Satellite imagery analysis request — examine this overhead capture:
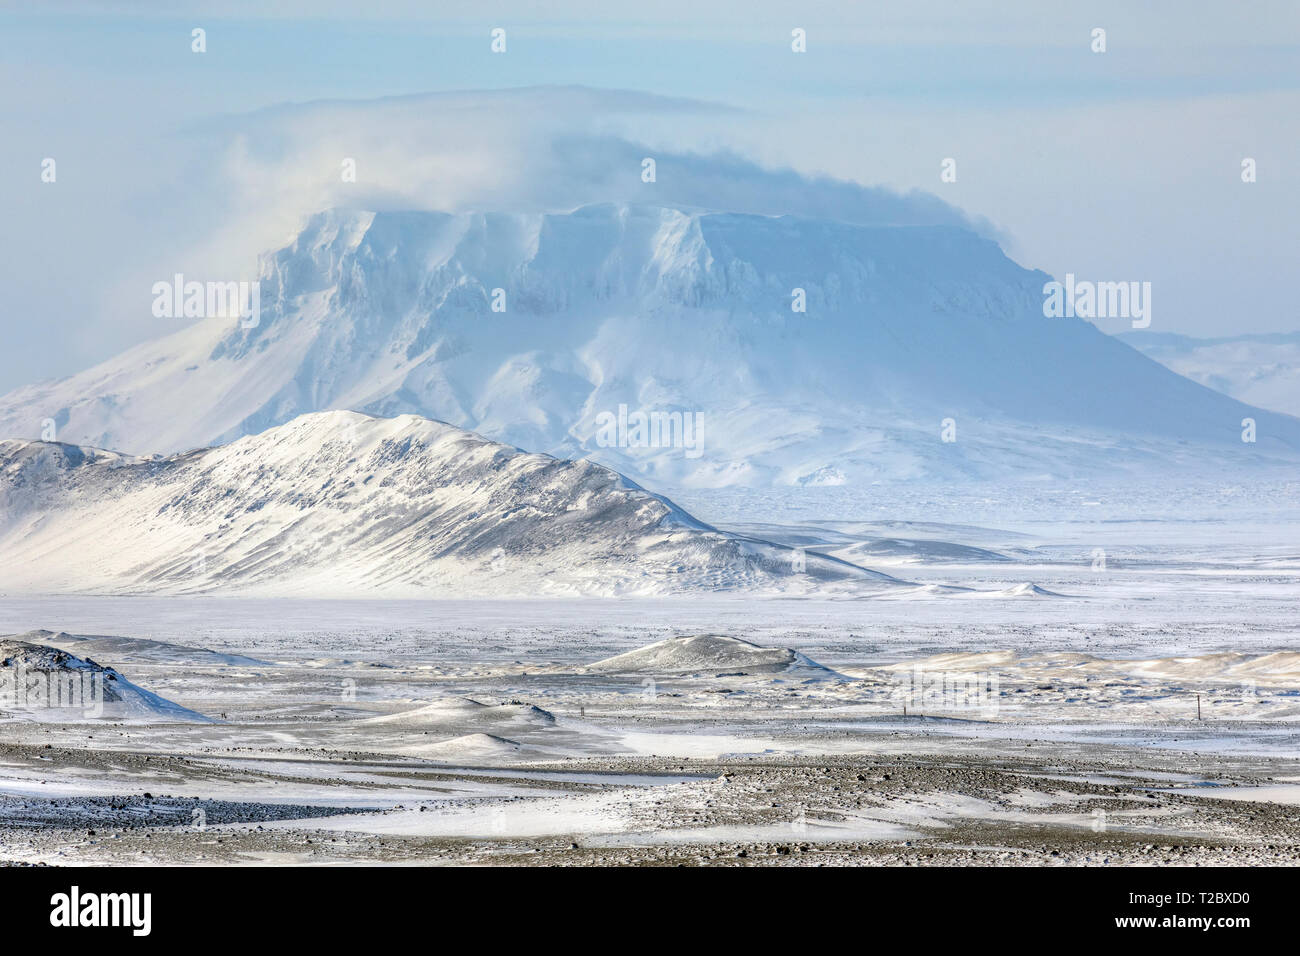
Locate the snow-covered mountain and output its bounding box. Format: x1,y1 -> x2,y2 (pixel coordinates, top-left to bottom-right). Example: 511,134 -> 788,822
0,410 -> 897,597
1121,331 -> 1300,419
3,203 -> 1297,486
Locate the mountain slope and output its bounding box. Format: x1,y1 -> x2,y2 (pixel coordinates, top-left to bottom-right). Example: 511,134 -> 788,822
3,204 -> 1297,485
0,411 -> 898,597
1121,330 -> 1300,418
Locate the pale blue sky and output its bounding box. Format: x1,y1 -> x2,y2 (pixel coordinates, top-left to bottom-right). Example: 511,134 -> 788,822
2,1 -> 1298,391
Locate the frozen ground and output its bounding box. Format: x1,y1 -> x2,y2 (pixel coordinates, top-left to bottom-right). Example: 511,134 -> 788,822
1,491 -> 1298,866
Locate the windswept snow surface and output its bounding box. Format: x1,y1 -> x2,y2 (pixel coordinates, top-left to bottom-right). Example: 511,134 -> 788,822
3,205 -> 1297,486
0,410 -> 899,597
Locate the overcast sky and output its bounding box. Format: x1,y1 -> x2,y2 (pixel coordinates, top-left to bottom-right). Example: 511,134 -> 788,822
2,1 -> 1297,393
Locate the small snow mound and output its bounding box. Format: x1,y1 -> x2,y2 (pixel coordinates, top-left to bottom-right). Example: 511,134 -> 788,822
982,582 -> 1063,599
1119,652 -> 1300,685
364,697 -> 487,724
9,629 -> 73,645
585,634 -> 836,677
499,700 -> 558,723
364,697 -> 556,728
1232,651 -> 1300,683
877,583 -> 971,599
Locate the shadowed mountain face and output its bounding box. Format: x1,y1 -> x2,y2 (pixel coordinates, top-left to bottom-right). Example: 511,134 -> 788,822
2,203 -> 1297,487
0,411 -> 898,597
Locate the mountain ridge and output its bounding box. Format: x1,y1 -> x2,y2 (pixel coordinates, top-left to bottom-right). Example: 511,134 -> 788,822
0,410 -> 899,597
3,202 -> 1297,486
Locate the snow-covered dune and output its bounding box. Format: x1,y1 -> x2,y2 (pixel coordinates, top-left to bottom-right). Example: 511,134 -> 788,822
363,698 -> 556,730
3,204 -> 1296,486
0,411 -> 900,597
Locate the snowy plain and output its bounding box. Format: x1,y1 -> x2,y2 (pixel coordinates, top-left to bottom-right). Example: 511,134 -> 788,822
2,474 -> 1298,865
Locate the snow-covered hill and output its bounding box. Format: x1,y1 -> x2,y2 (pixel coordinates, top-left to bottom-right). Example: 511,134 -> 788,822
3,204 -> 1297,485
0,411 -> 898,597
1121,331 -> 1300,419
0,633 -> 208,722
585,634 -> 844,679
